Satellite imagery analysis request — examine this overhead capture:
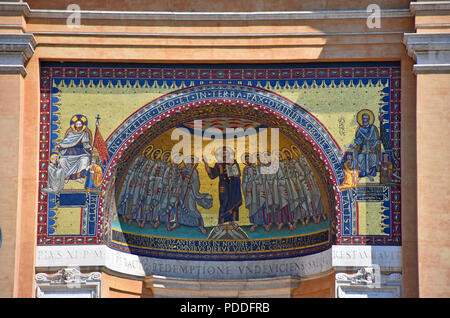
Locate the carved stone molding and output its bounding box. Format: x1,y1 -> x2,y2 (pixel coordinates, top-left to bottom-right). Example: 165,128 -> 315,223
336,267 -> 377,286
35,267 -> 101,298
26,8 -> 412,21
0,33 -> 37,76
410,1 -> 450,15
36,245 -> 333,281
0,2 -> 30,17
403,33 -> 450,73
405,2 -> 450,74
335,267 -> 402,298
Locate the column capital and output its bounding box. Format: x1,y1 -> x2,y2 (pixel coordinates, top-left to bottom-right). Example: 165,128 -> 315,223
0,33 -> 37,77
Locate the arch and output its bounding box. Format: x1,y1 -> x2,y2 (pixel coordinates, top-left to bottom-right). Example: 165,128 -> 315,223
98,84 -> 353,258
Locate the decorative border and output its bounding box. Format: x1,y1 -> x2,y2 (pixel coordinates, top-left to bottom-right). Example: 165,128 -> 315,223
37,62 -> 401,252
109,228 -> 330,261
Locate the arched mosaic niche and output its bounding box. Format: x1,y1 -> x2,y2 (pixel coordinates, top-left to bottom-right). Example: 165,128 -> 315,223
100,84 -> 345,260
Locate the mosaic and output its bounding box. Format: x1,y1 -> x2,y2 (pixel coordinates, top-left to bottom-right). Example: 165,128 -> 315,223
37,62 -> 401,260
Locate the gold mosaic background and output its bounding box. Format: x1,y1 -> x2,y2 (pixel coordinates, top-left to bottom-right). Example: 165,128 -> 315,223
51,79 -> 388,235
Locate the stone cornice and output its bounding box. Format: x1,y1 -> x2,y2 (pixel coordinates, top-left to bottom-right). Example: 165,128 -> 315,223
410,1 -> 450,14
0,33 -> 37,76
35,245 -> 333,281
404,33 -> 450,56
403,33 -> 450,73
0,2 -> 30,16
32,30 -> 406,39
25,9 -> 412,21
0,1 -> 413,21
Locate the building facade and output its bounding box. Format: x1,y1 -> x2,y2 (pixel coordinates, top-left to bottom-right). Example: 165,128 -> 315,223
0,0 -> 449,298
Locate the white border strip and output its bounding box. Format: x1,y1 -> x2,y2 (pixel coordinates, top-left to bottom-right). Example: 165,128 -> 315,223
332,245 -> 402,271
35,245 -> 333,280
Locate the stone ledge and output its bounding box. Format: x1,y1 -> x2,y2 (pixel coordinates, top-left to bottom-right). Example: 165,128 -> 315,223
413,63 -> 450,74
0,33 -> 37,76
404,33 -> 450,51
403,32 -> 450,72
411,1 -> 450,14
0,2 -> 30,16
25,9 -> 412,21
35,245 -> 333,281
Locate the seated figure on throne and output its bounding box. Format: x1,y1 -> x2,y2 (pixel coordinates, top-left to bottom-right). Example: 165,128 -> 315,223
55,114 -> 92,183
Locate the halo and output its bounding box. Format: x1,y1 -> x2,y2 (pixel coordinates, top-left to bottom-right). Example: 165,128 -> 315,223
49,153 -> 60,162
280,147 -> 292,160
70,114 -> 88,133
70,114 -> 88,125
357,109 -> 375,126
290,144 -> 302,155
151,148 -> 162,160
142,144 -> 154,158
161,150 -> 172,162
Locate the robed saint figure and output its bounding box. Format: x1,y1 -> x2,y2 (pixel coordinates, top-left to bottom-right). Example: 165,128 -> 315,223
353,109 -> 381,181
203,147 -> 242,231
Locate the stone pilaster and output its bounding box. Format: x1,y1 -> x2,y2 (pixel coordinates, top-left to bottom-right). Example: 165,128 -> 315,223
0,1 -> 36,76
0,1 -> 37,297
402,1 -> 450,298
